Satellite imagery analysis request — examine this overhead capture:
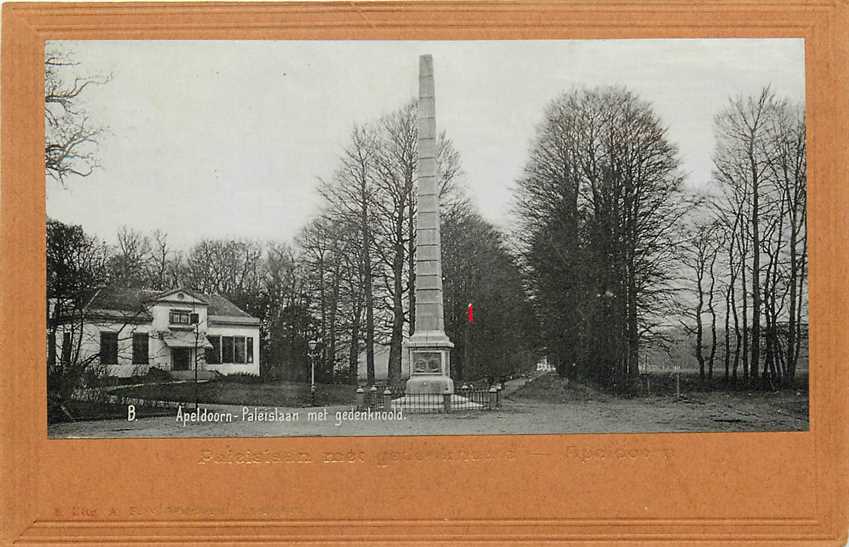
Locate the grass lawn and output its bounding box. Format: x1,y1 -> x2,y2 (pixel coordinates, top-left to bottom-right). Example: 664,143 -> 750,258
634,369 -> 808,396
511,371 -> 809,428
515,369 -> 808,400
49,399 -> 173,424
111,378 -> 356,408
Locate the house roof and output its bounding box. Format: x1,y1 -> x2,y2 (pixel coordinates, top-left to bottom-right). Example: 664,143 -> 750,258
83,286 -> 257,322
203,293 -> 254,319
86,287 -> 159,315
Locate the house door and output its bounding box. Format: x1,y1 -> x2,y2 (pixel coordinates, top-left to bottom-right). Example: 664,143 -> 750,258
172,348 -> 191,371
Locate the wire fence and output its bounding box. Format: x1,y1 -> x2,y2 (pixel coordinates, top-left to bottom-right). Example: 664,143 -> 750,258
355,383 -> 502,413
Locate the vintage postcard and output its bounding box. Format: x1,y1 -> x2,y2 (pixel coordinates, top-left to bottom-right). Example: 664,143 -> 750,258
44,39 -> 809,438
2,2 -> 847,545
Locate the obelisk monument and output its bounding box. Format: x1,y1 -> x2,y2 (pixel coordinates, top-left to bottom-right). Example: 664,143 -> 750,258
406,54 -> 455,395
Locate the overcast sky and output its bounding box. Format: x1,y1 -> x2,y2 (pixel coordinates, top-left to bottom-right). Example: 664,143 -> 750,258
46,39 -> 805,250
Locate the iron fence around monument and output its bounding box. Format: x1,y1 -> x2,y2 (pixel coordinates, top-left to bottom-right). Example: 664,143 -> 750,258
356,383 -> 501,413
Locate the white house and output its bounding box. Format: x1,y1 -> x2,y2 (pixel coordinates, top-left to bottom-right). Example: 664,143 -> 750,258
52,287 -> 260,379
535,356 -> 555,373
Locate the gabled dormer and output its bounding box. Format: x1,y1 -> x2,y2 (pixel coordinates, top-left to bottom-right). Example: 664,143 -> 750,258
147,288 -> 209,332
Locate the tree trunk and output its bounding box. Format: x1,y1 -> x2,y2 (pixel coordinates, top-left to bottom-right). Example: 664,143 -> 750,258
348,301 -> 362,385
707,248 -> 719,380
786,208 -> 799,384
387,230 -> 405,385
407,201 -> 416,336
328,262 -> 341,382
749,150 -> 761,385
696,265 -> 705,381
318,256 -> 326,379
363,234 -> 375,386
793,234 -> 807,379
723,281 -> 732,382
740,241 -> 750,382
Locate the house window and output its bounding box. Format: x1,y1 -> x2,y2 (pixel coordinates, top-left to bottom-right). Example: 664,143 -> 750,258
132,333 -> 149,364
206,336 -> 221,364
234,337 -> 246,363
100,332 -> 118,365
61,332 -> 72,365
169,310 -> 193,325
222,336 -> 234,363
208,335 -> 254,364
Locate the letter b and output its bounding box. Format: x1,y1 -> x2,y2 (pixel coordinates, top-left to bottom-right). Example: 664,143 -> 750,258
127,405 -> 136,422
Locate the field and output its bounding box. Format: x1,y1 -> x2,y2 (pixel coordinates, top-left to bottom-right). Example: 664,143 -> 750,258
48,372 -> 808,437
109,377 -> 356,409
509,372 -> 808,433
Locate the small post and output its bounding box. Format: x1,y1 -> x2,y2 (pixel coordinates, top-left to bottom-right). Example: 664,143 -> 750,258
308,339 -> 319,407
443,392 -> 451,413
370,385 -> 378,409
675,363 -> 681,399
488,386 -> 497,410
355,386 -> 365,410
496,383 -> 502,408
383,388 -> 392,410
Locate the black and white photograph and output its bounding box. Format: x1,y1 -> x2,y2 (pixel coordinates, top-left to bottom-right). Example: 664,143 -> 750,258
45,39 -> 808,438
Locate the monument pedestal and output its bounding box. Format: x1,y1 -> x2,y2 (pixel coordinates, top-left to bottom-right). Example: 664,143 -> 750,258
406,330 -> 454,394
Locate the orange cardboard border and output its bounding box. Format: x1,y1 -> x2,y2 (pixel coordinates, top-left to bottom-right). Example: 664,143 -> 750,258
2,2 -> 848,545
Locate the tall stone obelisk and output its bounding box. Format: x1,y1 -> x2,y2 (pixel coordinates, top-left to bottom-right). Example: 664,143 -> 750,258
406,54 -> 455,395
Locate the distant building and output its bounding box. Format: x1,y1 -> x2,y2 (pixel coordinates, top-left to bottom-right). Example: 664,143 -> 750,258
536,356 -> 555,373
50,287 -> 260,378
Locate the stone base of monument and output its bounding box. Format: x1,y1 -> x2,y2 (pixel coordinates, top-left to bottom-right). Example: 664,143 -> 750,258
406,330 -> 455,396
391,393 -> 483,412
405,374 -> 454,395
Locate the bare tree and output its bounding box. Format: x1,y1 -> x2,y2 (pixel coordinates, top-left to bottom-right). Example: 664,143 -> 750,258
299,216 -> 350,380
149,230 -> 174,290
319,125 -> 380,385
677,218 -> 723,381
762,101 -> 807,384
713,88 -> 807,388
183,239 -> 264,299
713,87 -> 777,384
372,103 -> 418,385
107,226 -> 153,288
44,45 -> 111,184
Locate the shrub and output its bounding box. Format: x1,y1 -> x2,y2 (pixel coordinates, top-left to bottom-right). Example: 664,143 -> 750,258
145,367 -> 172,382
264,364 -> 284,382
217,372 -> 264,384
